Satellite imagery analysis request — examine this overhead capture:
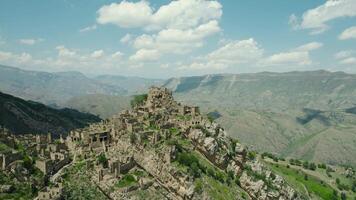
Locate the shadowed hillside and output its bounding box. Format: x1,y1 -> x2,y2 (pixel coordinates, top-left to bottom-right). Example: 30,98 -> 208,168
0,91 -> 101,136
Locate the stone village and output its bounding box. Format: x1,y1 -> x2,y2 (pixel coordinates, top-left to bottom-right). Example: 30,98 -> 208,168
0,87 -> 300,200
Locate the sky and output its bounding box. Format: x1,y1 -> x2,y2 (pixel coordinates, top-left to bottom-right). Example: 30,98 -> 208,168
0,0 -> 356,78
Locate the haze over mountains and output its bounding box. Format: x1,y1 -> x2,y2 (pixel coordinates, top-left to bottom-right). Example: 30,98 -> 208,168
164,72 -> 356,167
1,64 -> 356,167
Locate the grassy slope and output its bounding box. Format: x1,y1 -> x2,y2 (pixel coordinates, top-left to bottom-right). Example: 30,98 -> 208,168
263,158 -> 356,200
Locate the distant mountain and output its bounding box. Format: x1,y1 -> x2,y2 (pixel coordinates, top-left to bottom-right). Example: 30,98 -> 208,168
64,94 -> 131,119
0,91 -> 101,136
163,71 -> 356,167
0,65 -> 127,105
94,74 -> 163,94
164,70 -> 356,111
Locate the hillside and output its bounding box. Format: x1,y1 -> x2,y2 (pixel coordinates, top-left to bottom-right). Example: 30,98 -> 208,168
60,87 -> 303,199
0,65 -> 127,105
95,75 -> 163,94
0,91 -> 101,136
163,71 -> 356,167
64,94 -> 131,119
1,87 -> 355,200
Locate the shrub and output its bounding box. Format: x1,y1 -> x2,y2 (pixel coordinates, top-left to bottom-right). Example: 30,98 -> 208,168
318,163 -> 327,169
97,153 -> 108,168
130,94 -> 148,108
308,162 -> 316,171
247,151 -> 256,160
194,180 -> 203,194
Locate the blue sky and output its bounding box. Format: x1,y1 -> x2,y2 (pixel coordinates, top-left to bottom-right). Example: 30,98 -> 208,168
0,0 -> 356,78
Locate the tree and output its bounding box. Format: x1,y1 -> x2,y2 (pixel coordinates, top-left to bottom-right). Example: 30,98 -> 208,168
308,162 -> 316,171
304,174 -> 308,181
341,192 -> 347,200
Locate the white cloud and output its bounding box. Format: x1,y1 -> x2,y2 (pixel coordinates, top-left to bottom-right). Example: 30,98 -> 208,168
0,51 -> 13,61
98,0 -> 223,61
264,51 -> 311,66
339,26 -> 356,40
56,46 -> 77,58
18,38 -> 44,45
294,42 -> 323,51
79,24 -> 97,32
340,57 -> 356,64
120,34 -> 132,43
129,49 -> 160,62
334,50 -> 353,59
264,42 -> 322,66
97,0 -> 222,31
91,50 -> 104,59
290,0 -> 356,34
97,1 -> 153,28
111,51 -> 124,59
131,20 -> 220,55
179,38 -> 264,70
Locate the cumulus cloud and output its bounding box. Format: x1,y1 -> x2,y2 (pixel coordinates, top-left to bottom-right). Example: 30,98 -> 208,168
79,24 -> 97,32
290,0 -> 356,34
97,1 -> 153,28
335,50 -> 356,65
111,51 -> 124,59
0,51 -> 13,61
339,26 -> 356,40
18,38 -> 44,45
98,0 -> 222,61
129,49 -> 160,62
91,50 -> 104,59
340,57 -> 356,64
179,38 -> 263,70
264,51 -> 311,66
264,42 -> 322,66
131,20 -> 220,55
97,0 -> 222,31
179,40 -> 323,71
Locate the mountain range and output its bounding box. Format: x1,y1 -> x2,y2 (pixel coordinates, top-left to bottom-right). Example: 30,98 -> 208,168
1,64 -> 356,167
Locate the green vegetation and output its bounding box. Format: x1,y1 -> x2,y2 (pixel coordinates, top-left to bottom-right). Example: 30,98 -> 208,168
247,151 -> 256,160
116,174 -> 137,188
267,163 -> 338,199
130,94 -> 148,108
97,153 -> 108,168
62,161 -> 108,200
